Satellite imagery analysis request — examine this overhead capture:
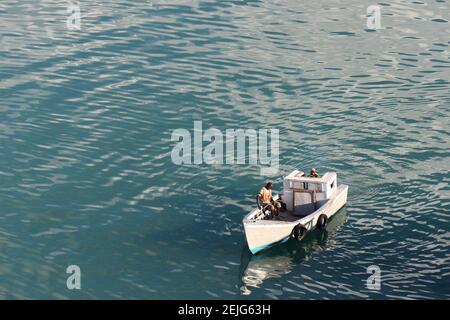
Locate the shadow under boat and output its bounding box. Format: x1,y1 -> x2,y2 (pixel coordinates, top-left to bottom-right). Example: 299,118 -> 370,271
238,208 -> 348,295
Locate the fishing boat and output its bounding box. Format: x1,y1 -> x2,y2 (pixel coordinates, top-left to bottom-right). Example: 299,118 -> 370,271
243,169 -> 348,254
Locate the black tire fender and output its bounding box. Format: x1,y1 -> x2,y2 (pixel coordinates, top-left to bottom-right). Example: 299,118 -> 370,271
316,214 -> 328,230
292,224 -> 307,241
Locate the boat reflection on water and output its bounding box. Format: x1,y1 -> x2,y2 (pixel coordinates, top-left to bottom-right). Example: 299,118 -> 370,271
238,209 -> 347,295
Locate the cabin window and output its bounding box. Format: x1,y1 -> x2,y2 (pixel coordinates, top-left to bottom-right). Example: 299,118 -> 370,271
302,183 -> 321,192
331,181 -> 335,189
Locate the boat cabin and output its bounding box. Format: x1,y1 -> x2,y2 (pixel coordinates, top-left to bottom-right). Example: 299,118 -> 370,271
281,170 -> 338,217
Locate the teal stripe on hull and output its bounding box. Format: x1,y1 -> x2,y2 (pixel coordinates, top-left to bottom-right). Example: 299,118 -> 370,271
249,236 -> 290,254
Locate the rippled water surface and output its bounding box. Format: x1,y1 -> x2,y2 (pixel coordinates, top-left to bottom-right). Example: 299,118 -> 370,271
1,0 -> 449,299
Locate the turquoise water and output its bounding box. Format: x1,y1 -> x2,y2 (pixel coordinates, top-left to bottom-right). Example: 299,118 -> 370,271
1,0 -> 449,299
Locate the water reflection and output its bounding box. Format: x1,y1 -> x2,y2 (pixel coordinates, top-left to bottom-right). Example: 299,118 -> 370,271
239,209 -> 347,295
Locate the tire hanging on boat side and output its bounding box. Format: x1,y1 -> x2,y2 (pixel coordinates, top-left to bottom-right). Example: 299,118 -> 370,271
316,214 -> 328,230
292,224 -> 307,241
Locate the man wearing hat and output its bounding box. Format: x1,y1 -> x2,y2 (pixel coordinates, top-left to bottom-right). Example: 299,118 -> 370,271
308,168 -> 319,178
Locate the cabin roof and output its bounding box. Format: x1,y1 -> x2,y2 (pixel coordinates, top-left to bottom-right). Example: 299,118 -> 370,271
284,170 -> 336,184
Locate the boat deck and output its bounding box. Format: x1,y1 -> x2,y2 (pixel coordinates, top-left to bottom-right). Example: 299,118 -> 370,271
274,210 -> 308,222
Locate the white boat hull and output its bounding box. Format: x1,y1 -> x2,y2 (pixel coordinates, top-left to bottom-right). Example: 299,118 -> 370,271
244,184 -> 348,254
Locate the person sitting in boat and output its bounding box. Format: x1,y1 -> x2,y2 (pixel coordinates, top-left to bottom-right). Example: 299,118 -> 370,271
308,168 -> 319,178
257,182 -> 281,217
